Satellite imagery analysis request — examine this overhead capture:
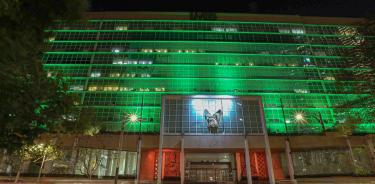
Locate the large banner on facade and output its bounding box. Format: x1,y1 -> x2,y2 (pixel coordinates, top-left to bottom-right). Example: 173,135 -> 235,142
162,95 -> 265,135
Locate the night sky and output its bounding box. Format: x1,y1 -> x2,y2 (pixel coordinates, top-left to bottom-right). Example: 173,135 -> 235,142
90,0 -> 375,18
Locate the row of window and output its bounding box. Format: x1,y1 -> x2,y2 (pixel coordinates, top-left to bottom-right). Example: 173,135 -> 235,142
66,81 -> 355,94
49,21 -> 356,36
50,32 -> 357,46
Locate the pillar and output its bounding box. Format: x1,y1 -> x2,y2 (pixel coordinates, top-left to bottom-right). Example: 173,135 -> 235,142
264,134 -> 275,184
285,139 -> 295,182
366,135 -> 375,171
259,100 -> 275,184
180,136 -> 185,184
136,137 -> 142,184
244,137 -> 252,184
157,97 -> 166,184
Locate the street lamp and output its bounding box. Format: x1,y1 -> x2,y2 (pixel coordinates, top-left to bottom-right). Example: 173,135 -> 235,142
293,111 -> 308,124
280,98 -> 295,182
114,113 -> 138,184
294,111 -> 325,134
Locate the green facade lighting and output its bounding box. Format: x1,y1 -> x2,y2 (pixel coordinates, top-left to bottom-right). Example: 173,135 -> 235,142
43,19 -> 374,134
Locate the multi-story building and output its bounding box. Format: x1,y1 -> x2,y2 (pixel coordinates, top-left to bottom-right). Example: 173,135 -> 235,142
37,12 -> 375,183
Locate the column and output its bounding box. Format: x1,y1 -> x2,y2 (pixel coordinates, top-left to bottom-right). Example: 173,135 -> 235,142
136,137 -> 142,184
259,101 -> 275,184
180,136 -> 185,184
285,139 -> 295,182
244,137 -> 252,184
366,135 -> 375,171
157,97 -> 166,184
264,134 -> 275,184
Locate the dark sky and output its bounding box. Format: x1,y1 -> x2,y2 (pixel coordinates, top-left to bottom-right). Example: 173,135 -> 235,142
89,0 -> 375,18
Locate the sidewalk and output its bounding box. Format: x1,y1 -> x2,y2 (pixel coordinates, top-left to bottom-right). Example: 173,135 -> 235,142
1,176 -> 375,184
0,176 -> 136,184
297,176 -> 375,184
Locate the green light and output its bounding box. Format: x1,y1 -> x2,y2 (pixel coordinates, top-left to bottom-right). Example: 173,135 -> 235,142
43,19 -> 374,134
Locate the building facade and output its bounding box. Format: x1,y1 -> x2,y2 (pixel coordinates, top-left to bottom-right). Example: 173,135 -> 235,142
34,12 -> 375,183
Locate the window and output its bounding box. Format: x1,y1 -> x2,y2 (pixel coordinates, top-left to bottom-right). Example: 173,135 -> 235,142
211,27 -> 238,32
69,85 -> 84,91
115,25 -> 128,30
291,28 -> 305,34
90,72 -> 101,77
88,86 -> 97,91
294,89 -> 310,93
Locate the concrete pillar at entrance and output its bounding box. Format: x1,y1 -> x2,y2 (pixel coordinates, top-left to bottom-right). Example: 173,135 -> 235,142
136,137 -> 142,184
180,136 -> 185,184
285,139 -> 295,181
366,135 -> 375,171
244,137 -> 252,184
264,134 -> 275,184
259,101 -> 275,184
158,97 -> 166,184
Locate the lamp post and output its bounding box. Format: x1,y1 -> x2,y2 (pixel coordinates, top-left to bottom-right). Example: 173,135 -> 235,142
294,111 -> 325,134
114,113 -> 138,184
280,98 -> 295,182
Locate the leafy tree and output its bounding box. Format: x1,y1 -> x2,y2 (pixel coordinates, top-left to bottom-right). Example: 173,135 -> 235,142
335,115 -> 362,173
12,143 -> 62,183
336,18 -> 375,123
59,108 -> 102,174
0,0 -> 88,152
13,145 -> 34,183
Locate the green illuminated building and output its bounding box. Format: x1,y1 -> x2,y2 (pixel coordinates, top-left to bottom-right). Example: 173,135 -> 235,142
44,13 -> 373,135
39,12 -> 375,183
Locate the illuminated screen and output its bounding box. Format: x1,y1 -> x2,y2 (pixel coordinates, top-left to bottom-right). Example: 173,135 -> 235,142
163,95 -> 264,135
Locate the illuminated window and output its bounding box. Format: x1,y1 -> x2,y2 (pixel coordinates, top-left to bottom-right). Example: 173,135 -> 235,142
69,85 -> 84,91
125,73 -> 136,78
115,25 -> 128,30
155,49 -> 167,53
294,89 -> 310,93
113,59 -> 123,64
48,37 -> 55,42
278,27 -> 305,34
155,87 -> 166,92
140,73 -> 151,78
109,73 -> 121,77
142,49 -> 153,53
90,72 -> 101,77
88,86 -> 97,91
324,76 -> 336,81
211,27 -> 238,32
119,87 -> 129,91
103,86 -> 119,91
291,28 -> 305,34
112,48 -> 121,53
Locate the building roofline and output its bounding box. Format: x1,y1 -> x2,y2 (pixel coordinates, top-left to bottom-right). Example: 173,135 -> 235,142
84,11 -> 365,26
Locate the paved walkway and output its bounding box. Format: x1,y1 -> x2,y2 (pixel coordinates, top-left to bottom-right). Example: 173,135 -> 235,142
1,176 -> 375,184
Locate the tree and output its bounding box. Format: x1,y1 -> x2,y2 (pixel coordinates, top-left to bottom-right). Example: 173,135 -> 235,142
336,18 -> 375,122
13,146 -> 34,183
77,148 -> 104,180
12,143 -> 62,183
0,0 -> 88,152
335,115 -> 365,175
60,108 -> 102,174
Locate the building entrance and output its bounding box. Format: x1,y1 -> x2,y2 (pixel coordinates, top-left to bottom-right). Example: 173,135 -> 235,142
185,153 -> 236,183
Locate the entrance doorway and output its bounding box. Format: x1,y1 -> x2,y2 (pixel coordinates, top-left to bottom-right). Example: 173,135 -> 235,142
185,153 -> 236,183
